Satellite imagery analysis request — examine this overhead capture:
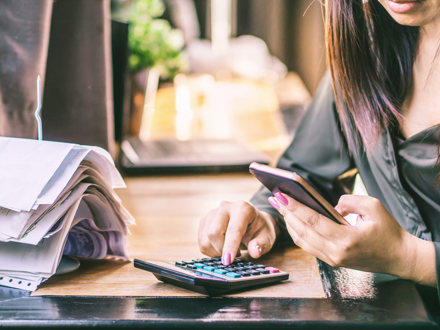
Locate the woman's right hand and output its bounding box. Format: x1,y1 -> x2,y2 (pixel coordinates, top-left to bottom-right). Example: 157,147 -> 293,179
198,200 -> 280,265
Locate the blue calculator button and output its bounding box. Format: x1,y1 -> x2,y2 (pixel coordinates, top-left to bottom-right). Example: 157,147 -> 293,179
194,263 -> 205,269
214,269 -> 228,275
203,266 -> 216,272
226,272 -> 242,278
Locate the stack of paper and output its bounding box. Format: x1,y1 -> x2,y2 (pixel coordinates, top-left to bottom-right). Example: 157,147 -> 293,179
0,137 -> 134,291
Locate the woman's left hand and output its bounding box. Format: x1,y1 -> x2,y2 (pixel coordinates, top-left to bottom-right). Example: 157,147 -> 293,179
268,193 -> 434,283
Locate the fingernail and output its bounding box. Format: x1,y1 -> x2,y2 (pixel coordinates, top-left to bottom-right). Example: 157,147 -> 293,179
275,192 -> 288,206
268,197 -> 280,210
256,244 -> 262,255
222,252 -> 231,265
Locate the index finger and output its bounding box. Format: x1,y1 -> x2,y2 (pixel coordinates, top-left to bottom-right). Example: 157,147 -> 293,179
222,203 -> 256,265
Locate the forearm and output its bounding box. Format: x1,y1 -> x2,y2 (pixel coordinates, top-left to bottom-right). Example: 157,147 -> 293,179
397,233 -> 436,287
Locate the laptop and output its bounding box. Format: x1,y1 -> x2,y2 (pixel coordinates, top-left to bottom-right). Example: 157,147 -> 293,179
119,136 -> 269,174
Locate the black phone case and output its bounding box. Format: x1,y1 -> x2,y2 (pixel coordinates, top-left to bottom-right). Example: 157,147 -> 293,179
249,166 -> 340,223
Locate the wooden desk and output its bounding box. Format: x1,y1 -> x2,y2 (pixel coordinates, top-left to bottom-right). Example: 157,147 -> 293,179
32,173 -> 325,298
0,173 -> 436,328
0,75 -> 436,328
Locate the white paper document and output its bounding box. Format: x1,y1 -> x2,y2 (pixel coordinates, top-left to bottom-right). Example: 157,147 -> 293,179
0,137 -> 134,292
0,137 -> 73,211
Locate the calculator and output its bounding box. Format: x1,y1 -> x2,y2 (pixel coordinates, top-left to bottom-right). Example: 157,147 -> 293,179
134,257 -> 289,296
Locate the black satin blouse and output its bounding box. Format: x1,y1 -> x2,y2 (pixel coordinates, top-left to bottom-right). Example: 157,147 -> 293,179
250,73 -> 440,300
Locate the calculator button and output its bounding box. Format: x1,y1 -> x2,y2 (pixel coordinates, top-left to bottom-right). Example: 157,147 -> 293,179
187,264 -> 196,269
194,263 -> 205,269
250,270 -> 261,276
214,269 -> 228,275
226,272 -> 242,278
257,268 -> 270,274
175,262 -> 185,266
237,271 -> 251,277
203,266 -> 216,272
265,267 -> 279,273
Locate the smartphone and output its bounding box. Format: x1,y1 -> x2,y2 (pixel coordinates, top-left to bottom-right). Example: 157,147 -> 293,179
249,162 -> 348,225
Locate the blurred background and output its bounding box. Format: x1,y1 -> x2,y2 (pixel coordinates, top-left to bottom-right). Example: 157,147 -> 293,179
114,0 -> 326,93
112,0 -> 327,173
0,0 -> 327,172
190,0 -> 326,93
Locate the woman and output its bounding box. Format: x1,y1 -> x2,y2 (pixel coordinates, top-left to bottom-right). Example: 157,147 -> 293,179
198,0 -> 440,297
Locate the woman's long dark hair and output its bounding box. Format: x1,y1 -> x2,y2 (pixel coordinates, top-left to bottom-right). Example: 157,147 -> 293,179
326,0 -> 419,151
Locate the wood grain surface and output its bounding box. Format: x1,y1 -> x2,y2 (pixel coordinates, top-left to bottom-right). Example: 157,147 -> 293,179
33,174 -> 325,298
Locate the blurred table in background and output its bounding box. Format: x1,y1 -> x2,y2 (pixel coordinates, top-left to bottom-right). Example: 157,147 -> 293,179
137,72 -> 311,161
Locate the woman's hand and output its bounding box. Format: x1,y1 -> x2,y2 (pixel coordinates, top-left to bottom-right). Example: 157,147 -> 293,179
198,201 -> 280,265
268,193 -> 436,286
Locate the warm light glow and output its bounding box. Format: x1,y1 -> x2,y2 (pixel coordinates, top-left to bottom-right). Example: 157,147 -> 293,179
211,0 -> 231,54
174,74 -> 215,141
139,68 -> 160,140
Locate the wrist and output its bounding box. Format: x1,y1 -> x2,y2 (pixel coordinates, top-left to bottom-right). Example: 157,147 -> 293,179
395,232 -> 436,286
394,231 -> 417,280
260,210 -> 281,238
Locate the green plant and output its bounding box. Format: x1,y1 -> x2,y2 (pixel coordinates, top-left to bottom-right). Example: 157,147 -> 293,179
127,0 -> 186,79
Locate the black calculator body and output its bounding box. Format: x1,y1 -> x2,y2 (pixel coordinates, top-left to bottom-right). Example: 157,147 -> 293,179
134,257 -> 289,296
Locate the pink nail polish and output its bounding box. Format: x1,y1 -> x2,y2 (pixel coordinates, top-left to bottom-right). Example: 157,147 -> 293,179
222,252 -> 231,265
268,197 -> 280,210
275,192 -> 288,206
256,244 -> 262,255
